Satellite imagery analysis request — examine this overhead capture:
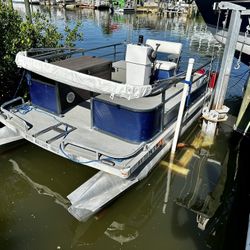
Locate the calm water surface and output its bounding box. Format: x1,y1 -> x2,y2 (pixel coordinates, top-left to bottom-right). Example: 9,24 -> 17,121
0,4 -> 248,250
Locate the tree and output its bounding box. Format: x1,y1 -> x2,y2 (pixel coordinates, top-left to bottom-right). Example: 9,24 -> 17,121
0,5 -> 83,104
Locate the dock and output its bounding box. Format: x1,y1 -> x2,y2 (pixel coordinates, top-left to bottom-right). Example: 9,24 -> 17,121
135,6 -> 158,14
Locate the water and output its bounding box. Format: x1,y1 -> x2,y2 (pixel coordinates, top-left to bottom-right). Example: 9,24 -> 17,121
0,5 -> 249,250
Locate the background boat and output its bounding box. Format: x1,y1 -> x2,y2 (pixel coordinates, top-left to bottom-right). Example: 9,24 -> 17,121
195,0 -> 250,65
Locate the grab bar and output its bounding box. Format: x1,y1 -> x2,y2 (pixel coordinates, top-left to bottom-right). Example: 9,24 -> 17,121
1,97 -> 33,131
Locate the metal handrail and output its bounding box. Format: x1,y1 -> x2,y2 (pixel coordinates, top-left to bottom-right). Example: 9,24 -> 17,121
83,42 -> 125,53
150,60 -> 212,95
28,42 -> 126,62
95,51 -> 125,59
0,97 -> 33,131
1,97 -> 25,111
32,49 -> 85,61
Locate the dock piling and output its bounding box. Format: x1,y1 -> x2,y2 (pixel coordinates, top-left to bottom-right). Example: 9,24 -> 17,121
202,2 -> 246,139
235,75 -> 250,135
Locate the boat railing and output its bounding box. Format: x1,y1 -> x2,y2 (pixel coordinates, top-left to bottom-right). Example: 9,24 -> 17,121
150,60 -> 212,132
151,60 -> 212,95
27,42 -> 126,62
28,48 -> 85,61
82,42 -> 126,61
1,97 -> 33,131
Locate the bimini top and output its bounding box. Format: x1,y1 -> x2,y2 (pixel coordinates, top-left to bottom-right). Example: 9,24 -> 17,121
15,51 -> 152,100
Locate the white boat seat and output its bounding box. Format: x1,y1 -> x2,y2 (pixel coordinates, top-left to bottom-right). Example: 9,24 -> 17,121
145,39 -> 182,55
154,60 -> 177,71
146,39 -> 182,73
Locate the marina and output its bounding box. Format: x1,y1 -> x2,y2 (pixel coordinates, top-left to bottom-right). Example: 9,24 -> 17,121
0,1 -> 249,249
11,0 -> 199,16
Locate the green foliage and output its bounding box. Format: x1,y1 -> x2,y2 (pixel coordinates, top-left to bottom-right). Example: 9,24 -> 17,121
0,5 -> 22,79
0,5 -> 83,103
19,11 -> 83,50
0,4 -> 22,101
20,12 -> 64,48
64,22 -> 83,48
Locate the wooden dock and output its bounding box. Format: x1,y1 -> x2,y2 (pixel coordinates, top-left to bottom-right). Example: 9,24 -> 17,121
136,6 -> 158,14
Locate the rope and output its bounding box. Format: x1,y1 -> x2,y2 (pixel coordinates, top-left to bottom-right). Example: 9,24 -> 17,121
13,70 -> 26,98
15,102 -> 63,125
184,80 -> 192,108
202,8 -> 223,110
32,107 -> 61,123
59,143 -> 102,164
229,67 -> 250,89
59,143 -> 124,165
234,25 -> 250,70
15,103 -> 33,115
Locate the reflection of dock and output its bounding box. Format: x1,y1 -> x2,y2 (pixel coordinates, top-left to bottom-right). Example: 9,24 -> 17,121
157,2 -> 198,18
13,0 -> 40,4
136,6 -> 158,14
123,7 -> 135,14
77,0 -> 109,10
78,3 -> 95,9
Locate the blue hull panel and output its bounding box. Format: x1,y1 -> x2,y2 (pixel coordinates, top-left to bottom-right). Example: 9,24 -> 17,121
92,99 -> 161,143
29,79 -> 58,113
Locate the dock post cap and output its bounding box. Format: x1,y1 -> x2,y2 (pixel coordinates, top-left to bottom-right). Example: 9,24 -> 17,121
188,58 -> 195,64
215,1 -> 246,11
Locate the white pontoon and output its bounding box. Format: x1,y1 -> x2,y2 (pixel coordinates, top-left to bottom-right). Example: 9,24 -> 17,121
0,39 -> 214,221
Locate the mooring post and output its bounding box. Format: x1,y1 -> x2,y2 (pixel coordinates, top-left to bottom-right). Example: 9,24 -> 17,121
235,75 -> 250,135
170,58 -> 195,157
134,0 -> 137,13
162,58 -> 195,213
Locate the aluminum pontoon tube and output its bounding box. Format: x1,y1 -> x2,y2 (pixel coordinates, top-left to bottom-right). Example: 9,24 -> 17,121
0,126 -> 23,151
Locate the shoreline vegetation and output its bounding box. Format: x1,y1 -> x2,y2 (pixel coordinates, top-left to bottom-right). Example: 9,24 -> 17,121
0,2 -> 83,104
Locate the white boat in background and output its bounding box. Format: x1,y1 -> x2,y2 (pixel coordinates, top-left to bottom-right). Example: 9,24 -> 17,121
94,0 -> 109,9
0,38 -> 215,221
76,0 -> 109,9
195,0 -> 250,65
114,7 -> 135,14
